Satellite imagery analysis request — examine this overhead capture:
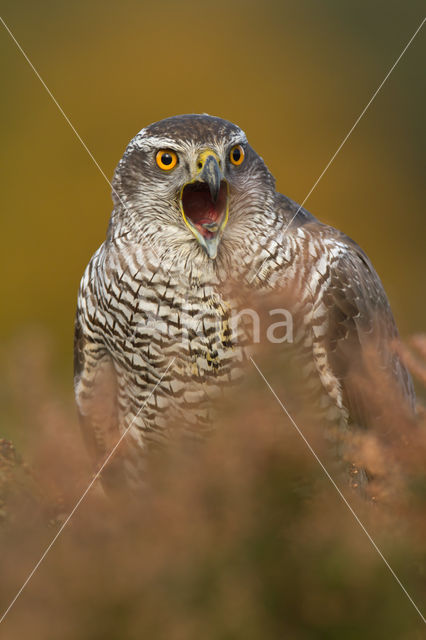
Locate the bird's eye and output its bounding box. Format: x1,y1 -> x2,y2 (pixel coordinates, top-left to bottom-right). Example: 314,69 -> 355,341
156,150 -> 178,171
229,144 -> 245,166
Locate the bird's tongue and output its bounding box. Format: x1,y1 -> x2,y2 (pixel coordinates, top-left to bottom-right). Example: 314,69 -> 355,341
182,182 -> 227,237
184,191 -> 218,225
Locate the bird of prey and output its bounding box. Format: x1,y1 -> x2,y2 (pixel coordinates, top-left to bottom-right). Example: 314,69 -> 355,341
74,114 -> 414,487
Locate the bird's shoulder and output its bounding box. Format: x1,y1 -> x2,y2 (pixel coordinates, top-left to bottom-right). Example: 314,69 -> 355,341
273,198 -> 416,415
274,192 -> 317,229
274,191 -> 383,285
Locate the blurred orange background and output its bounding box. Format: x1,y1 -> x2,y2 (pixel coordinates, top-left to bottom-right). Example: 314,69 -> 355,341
1,0 -> 425,377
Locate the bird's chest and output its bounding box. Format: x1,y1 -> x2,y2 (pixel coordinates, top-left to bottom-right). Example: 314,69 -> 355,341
111,278 -> 249,390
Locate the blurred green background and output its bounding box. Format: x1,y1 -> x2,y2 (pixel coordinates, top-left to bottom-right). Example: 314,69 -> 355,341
1,0 -> 425,377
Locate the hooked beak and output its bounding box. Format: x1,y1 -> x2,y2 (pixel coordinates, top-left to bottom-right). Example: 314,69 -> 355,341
180,150 -> 229,260
199,153 -> 222,202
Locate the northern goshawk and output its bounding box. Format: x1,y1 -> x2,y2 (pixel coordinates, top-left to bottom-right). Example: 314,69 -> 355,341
74,114 -> 414,487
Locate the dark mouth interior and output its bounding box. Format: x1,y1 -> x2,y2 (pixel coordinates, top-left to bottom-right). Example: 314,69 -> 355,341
182,181 -> 227,238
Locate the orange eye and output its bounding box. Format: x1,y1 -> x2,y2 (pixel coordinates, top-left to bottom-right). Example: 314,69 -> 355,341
156,149 -> 178,170
229,144 -> 244,166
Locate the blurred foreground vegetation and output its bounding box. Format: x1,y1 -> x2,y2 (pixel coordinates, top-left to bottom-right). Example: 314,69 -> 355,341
0,333 -> 425,639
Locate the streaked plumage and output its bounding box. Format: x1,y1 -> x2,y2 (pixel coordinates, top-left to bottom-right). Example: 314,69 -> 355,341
74,114 -> 414,487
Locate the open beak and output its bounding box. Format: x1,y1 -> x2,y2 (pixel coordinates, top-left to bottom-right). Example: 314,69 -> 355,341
179,151 -> 229,259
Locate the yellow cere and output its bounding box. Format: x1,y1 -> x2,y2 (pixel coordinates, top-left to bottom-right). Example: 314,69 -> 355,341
196,149 -> 221,172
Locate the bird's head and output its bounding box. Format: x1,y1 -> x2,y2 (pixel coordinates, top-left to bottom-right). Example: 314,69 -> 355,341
110,114 -> 276,264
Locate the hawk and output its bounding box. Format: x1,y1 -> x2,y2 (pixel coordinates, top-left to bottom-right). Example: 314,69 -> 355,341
74,114 -> 414,487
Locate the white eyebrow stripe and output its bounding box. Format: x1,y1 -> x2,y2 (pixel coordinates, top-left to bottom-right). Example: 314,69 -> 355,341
130,134 -> 181,151
227,131 -> 247,145
128,129 -> 248,153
